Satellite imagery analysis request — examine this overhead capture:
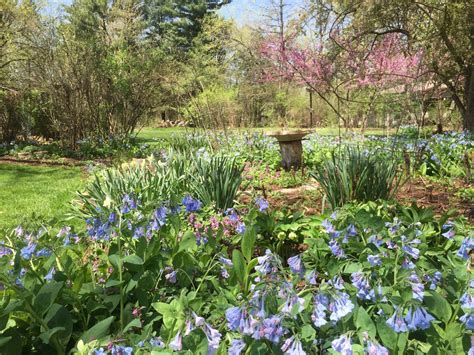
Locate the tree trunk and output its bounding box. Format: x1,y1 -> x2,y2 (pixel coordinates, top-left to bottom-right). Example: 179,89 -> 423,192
464,68 -> 474,132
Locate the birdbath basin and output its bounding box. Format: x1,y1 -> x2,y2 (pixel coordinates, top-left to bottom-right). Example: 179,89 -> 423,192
267,130 -> 311,171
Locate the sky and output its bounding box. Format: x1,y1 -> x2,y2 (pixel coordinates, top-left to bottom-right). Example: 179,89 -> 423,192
44,0 -> 306,26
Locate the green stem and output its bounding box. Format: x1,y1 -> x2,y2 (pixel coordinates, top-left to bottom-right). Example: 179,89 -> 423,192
118,213 -> 124,334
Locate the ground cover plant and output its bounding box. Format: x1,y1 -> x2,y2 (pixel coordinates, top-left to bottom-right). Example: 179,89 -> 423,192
1,188 -> 473,354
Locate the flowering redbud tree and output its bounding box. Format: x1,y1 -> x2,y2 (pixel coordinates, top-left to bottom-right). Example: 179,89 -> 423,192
259,28 -> 426,130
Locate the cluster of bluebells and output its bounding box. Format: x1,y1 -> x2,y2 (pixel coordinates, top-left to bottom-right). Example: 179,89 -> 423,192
168,312 -> 222,354
321,215 -> 358,259
460,280 -> 474,330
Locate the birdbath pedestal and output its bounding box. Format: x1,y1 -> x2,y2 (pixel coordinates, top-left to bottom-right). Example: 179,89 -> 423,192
267,131 -> 311,171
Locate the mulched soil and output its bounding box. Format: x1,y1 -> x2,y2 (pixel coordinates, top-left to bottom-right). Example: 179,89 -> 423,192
245,176 -> 473,223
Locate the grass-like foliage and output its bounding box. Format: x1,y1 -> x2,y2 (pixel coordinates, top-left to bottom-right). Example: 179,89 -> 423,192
311,146 -> 402,208
190,155 -> 244,211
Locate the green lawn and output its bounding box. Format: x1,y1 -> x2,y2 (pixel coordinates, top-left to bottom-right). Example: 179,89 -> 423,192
0,163 -> 85,231
135,126 -> 393,144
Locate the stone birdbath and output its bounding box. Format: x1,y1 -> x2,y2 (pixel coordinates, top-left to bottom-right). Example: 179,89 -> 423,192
267,130 -> 312,171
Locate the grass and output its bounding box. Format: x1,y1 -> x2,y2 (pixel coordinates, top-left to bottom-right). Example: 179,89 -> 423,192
135,126 -> 393,144
0,163 -> 85,231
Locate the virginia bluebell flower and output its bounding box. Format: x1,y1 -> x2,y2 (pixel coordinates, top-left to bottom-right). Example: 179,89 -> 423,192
386,308 -> 408,333
149,338 -> 164,348
14,225 -> 24,237
408,273 -> 424,301
44,267 -> 55,281
164,267 -> 177,283
111,345 -> 133,355
260,315 -> 285,343
385,218 -> 401,234
169,331 -> 182,351
150,207 -> 167,230
287,255 -> 305,277
182,195 -> 202,213
255,249 -> 276,275
20,243 -> 37,260
0,247 -> 12,257
306,270 -> 318,285
405,306 -> 435,330
236,222 -> 246,234
346,224 -> 357,237
351,272 -> 375,301
331,334 -> 352,354
460,313 -> 474,330
255,197 -> 269,212
133,226 -> 145,239
281,336 -> 306,354
202,323 -> 221,355
461,291 -> 474,310
367,254 -> 382,267
322,219 -> 336,234
441,228 -> 455,239
281,294 -> 305,316
402,244 -> 420,260
401,257 -> 416,269
311,296 -> 328,327
329,275 -> 345,290
329,240 -> 346,259
226,307 -> 245,331
329,292 -> 354,322
228,339 -> 246,355
457,237 -> 474,260
366,340 -> 389,355
368,235 -> 384,247
425,271 -> 442,290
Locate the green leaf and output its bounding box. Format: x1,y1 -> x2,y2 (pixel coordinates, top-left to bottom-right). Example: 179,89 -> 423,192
44,304 -> 73,346
356,306 -> 376,338
178,231 -> 197,253
424,290 -> 452,323
80,316 -> 115,343
0,337 -> 12,347
300,324 -> 316,341
123,255 -> 144,265
123,318 -> 142,333
246,341 -> 269,354
232,250 -> 246,284
39,327 -> 65,344
109,254 -> 121,270
182,329 -> 208,355
33,281 -> 63,316
242,227 -> 256,261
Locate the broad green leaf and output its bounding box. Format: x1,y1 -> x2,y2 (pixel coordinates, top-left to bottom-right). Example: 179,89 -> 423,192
123,318 -> 142,333
80,316 -> 115,343
0,337 -> 11,347
178,231 -> 197,253
123,255 -> 144,265
39,327 -> 65,344
242,227 -> 256,261
300,324 -> 316,341
232,250 -> 246,284
356,306 -> 376,338
424,291 -> 452,323
33,281 -> 63,316
44,304 -> 73,346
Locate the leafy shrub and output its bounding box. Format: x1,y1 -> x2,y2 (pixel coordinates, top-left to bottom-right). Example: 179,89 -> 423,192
311,146 -> 402,208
